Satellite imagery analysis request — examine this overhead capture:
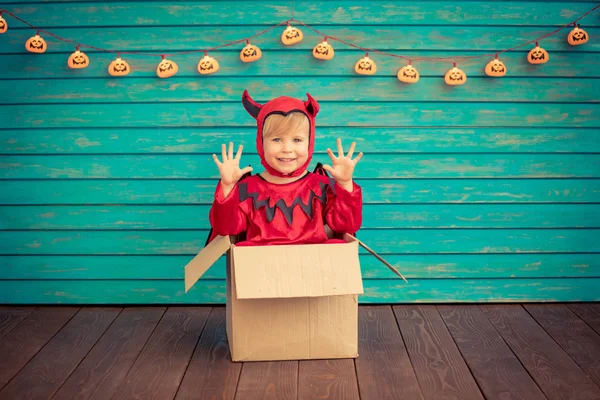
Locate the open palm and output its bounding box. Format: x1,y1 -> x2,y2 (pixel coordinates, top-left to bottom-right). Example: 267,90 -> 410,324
323,139 -> 363,184
213,142 -> 253,187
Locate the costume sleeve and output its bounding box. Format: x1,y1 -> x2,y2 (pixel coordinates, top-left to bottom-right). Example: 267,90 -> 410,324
324,181 -> 362,234
209,181 -> 248,235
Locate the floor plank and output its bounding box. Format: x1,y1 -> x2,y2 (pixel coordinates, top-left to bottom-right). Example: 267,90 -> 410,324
568,303 -> 600,335
235,361 -> 298,400
0,307 -> 78,390
524,304 -> 600,387
112,307 -> 211,400
0,307 -> 120,400
438,305 -> 546,400
53,307 -> 166,400
355,306 -> 424,399
298,359 -> 360,400
0,307 -> 35,340
480,304 -> 600,400
176,307 -> 241,400
393,305 -> 484,400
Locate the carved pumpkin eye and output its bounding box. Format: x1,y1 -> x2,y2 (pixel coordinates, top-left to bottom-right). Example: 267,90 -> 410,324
68,50 -> 90,69
156,58 -> 178,78
485,57 -> 506,77
312,41 -> 334,60
108,57 -> 131,76
354,55 -> 377,75
444,66 -> 467,86
397,64 -> 419,84
25,34 -> 47,53
197,55 -> 220,75
240,43 -> 262,63
568,26 -> 589,46
527,45 -> 549,64
281,26 -> 303,45
0,16 -> 7,34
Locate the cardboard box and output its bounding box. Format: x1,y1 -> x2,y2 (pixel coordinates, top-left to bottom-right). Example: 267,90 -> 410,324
184,233 -> 364,362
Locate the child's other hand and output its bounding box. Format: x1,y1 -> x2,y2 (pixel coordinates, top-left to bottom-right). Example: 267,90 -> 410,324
323,139 -> 363,191
213,142 -> 253,195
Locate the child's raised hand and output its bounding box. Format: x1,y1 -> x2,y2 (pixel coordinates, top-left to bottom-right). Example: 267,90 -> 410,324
323,139 -> 363,190
213,142 -> 253,190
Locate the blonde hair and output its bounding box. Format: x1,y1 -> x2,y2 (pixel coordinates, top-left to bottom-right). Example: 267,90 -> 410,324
262,112 -> 309,138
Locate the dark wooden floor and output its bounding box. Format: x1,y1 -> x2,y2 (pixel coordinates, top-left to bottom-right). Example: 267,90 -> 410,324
0,304 -> 599,399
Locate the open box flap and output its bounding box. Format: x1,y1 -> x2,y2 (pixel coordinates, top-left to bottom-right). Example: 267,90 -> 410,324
344,233 -> 408,282
184,235 -> 231,292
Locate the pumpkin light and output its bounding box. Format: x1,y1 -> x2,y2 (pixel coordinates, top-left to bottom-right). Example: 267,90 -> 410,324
313,38 -> 334,60
108,55 -> 131,76
567,24 -> 589,46
197,52 -> 220,75
397,61 -> 419,84
354,53 -> 377,75
281,24 -> 303,46
156,55 -> 178,78
0,14 -> 7,34
445,63 -> 467,85
485,55 -> 506,77
67,47 -> 89,69
527,43 -> 549,64
25,33 -> 47,53
240,40 -> 262,63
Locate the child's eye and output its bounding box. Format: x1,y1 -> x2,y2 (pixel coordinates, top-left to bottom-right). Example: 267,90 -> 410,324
294,138 -> 303,143
272,138 -> 281,142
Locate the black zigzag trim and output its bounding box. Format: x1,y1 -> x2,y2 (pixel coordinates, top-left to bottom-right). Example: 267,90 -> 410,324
239,178 -> 336,224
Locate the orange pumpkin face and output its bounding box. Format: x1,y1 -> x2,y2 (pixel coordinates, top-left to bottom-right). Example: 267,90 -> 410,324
26,35 -> 47,53
527,46 -> 549,64
281,26 -> 303,45
240,43 -> 262,63
485,58 -> 506,77
568,26 -> 588,46
313,41 -> 334,60
0,16 -> 7,34
156,58 -> 178,78
108,57 -> 131,76
397,64 -> 419,83
355,56 -> 377,75
197,55 -> 219,75
445,66 -> 467,85
68,50 -> 89,69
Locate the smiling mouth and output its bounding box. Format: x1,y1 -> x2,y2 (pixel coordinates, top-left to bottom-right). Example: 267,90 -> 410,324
277,158 -> 297,163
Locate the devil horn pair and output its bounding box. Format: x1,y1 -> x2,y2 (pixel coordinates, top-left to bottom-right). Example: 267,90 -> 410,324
241,89 -> 320,119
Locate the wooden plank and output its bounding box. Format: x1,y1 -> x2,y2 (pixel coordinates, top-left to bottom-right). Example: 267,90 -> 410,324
3,253 -> 600,280
2,179 -> 598,205
0,307 -> 35,340
0,307 -> 120,400
2,229 -> 599,255
3,127 -> 600,155
3,154 -> 600,180
392,305 -> 484,400
3,77 -> 598,104
52,307 -> 166,400
235,361 -> 298,400
355,306 -> 423,399
438,305 -> 546,400
2,26 -> 599,54
5,2 -> 596,27
524,304 -> 600,387
112,307 -> 211,400
2,103 -> 599,130
0,307 -> 78,389
298,359 -> 360,400
3,204 -> 599,230
1,278 -> 600,304
4,51 -> 600,78
567,303 -> 600,335
480,305 -> 600,400
175,307 -> 241,400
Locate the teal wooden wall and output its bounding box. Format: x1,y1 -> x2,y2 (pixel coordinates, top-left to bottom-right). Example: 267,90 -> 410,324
1,0 -> 599,304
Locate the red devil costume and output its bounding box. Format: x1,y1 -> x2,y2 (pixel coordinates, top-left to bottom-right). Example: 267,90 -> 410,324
208,90 -> 362,246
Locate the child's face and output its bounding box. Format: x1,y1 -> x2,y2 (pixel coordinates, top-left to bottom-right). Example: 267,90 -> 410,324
263,119 -> 310,175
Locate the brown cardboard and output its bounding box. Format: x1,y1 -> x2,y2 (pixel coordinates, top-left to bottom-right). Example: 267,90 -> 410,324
184,235 -> 367,362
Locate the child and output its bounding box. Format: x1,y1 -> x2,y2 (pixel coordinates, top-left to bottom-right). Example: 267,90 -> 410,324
208,90 -> 363,246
